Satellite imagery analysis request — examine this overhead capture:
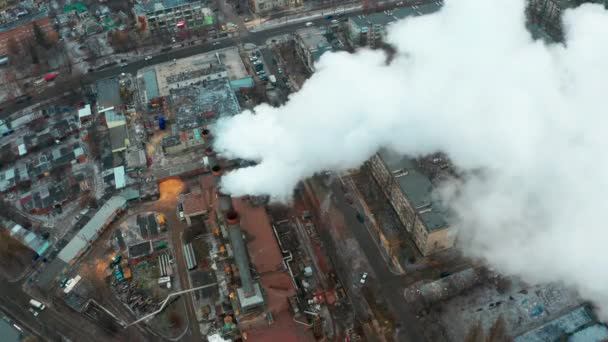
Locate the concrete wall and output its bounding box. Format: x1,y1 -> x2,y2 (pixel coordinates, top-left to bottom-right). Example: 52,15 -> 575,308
368,153 -> 455,256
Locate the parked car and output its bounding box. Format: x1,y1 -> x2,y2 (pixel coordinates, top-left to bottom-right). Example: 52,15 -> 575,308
177,203 -> 185,221
213,41 -> 221,46
277,68 -> 283,74
28,308 -> 39,317
119,62 -> 128,67
144,56 -> 152,61
305,22 -> 313,27
360,272 -> 368,284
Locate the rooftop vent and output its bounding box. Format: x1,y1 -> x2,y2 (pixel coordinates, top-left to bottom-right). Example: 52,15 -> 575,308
211,165 -> 223,176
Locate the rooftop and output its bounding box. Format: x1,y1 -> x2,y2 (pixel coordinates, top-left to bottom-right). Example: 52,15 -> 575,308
295,27 -> 332,61
349,3 -> 439,29
143,69 -> 159,100
152,48 -> 248,96
515,306 -> 598,341
425,275 -> 583,341
171,78 -> 241,131
0,8 -> 48,33
378,149 -> 448,232
109,125 -> 129,151
78,104 -> 92,119
113,166 -> 126,189
96,78 -> 122,109
58,196 -> 127,263
236,282 -> 264,310
134,0 -> 202,15
128,240 -> 153,259
64,2 -> 88,14
180,191 -> 209,216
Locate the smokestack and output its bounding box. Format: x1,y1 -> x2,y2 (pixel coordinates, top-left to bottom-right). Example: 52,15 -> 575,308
202,128 -> 211,139
225,209 -> 239,224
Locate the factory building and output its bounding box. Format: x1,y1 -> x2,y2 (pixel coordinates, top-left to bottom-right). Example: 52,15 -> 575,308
133,0 -> 214,36
368,150 -> 455,256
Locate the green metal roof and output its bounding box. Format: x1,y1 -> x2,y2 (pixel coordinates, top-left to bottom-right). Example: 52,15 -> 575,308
64,2 -> 88,14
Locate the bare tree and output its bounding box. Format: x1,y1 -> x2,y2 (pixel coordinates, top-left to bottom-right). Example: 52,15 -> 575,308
487,315 -> 511,342
465,321 -> 485,342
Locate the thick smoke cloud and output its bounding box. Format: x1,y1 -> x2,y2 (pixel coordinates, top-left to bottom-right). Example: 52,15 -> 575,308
215,0 -> 608,315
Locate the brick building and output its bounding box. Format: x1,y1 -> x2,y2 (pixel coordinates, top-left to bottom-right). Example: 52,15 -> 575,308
368,150 -> 456,256
0,11 -> 54,56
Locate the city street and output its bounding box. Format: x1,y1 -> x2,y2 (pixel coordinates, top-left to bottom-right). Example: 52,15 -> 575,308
0,1 -> 445,117
304,175 -> 428,341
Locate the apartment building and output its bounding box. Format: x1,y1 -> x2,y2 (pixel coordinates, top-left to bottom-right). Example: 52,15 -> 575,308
248,0 -> 301,14
133,0 -> 213,35
367,150 -> 455,256
294,27 -> 332,73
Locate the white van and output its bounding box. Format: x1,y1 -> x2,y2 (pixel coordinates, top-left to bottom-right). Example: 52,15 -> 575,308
29,299 -> 46,311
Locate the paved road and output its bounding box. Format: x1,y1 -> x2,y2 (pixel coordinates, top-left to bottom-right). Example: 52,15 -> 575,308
0,2 -> 444,117
313,176 -> 427,341
0,278 -> 125,342
140,181 -> 203,342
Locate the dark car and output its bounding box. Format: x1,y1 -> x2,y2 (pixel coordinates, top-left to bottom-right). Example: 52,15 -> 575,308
356,212 -> 365,223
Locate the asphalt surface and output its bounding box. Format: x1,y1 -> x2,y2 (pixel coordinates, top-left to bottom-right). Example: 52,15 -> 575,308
0,278 -> 129,342
0,3 -> 446,339
320,176 -> 427,341
0,1 -> 444,117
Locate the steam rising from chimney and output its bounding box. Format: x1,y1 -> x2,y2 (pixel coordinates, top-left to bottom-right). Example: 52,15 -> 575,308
214,0 -> 608,317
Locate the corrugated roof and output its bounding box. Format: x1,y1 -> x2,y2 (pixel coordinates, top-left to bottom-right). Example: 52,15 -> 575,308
78,104 -> 92,118
109,125 -> 128,151
515,306 -> 594,342
143,69 -> 159,100
58,196 -> 126,262
230,77 -> 255,90
114,166 -> 126,189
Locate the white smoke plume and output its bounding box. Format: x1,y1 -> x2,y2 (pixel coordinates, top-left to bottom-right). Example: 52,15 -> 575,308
215,0 -> 608,315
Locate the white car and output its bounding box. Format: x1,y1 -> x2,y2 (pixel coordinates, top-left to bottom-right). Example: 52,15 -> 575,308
29,308 -> 39,317
360,272 -> 368,284
144,56 -> 152,61
119,62 -> 128,67
305,22 -> 314,27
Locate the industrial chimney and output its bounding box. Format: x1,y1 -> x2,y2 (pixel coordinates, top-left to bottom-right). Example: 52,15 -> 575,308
225,209 -> 255,297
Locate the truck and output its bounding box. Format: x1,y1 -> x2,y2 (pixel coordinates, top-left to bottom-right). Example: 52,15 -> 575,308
269,75 -> 277,85
29,299 -> 46,311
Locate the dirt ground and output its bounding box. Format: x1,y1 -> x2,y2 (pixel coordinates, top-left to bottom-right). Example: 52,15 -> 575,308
0,231 -> 35,280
